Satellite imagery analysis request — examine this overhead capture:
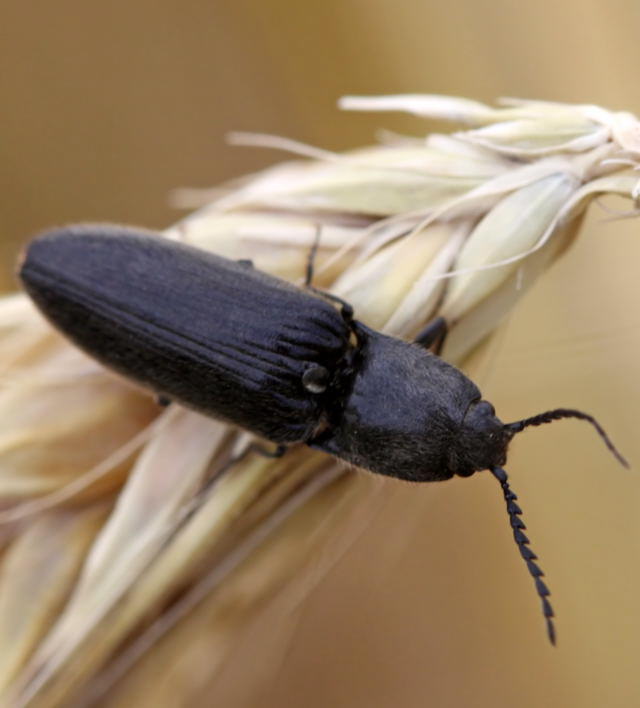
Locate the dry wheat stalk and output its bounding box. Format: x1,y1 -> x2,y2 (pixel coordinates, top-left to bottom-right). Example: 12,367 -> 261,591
0,95 -> 638,707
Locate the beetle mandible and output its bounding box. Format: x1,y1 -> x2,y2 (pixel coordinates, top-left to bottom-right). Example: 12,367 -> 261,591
18,223 -> 629,645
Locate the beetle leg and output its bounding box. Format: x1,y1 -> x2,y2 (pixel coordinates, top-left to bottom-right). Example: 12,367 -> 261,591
200,442 -> 288,496
237,258 -> 254,268
414,316 -> 448,355
326,293 -> 353,322
249,442 -> 288,459
305,225 -> 322,286
155,394 -> 172,407
307,286 -> 354,322
303,224 -> 354,322
306,428 -> 340,456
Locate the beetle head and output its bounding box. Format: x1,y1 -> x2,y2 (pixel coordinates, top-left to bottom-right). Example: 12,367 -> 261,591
448,399 -> 514,478
451,404 -> 628,645
449,402 -> 629,480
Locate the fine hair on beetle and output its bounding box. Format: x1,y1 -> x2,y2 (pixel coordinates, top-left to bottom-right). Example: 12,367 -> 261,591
17,223 -> 630,646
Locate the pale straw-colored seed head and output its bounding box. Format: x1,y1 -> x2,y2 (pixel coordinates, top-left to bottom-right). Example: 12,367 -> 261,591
1,95 -> 639,707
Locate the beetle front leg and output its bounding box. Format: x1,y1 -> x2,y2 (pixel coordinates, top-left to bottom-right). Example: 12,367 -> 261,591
414,316 -> 448,355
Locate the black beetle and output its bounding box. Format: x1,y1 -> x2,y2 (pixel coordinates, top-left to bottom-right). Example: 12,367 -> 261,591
18,223 -> 628,645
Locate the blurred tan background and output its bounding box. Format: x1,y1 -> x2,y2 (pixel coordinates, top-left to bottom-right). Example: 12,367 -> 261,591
3,1 -> 640,707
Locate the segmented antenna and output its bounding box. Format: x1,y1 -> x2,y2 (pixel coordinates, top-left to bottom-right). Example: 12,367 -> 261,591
491,466 -> 556,645
506,408 -> 628,468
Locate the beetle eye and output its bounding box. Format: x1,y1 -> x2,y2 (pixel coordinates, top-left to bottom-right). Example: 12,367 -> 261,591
302,365 -> 329,394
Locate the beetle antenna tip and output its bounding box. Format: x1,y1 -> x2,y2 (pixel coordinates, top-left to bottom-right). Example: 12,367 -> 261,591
491,466 -> 556,647
505,408 -> 628,469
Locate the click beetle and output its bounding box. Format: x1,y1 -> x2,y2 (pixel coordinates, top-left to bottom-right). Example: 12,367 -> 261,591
18,223 -> 628,645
